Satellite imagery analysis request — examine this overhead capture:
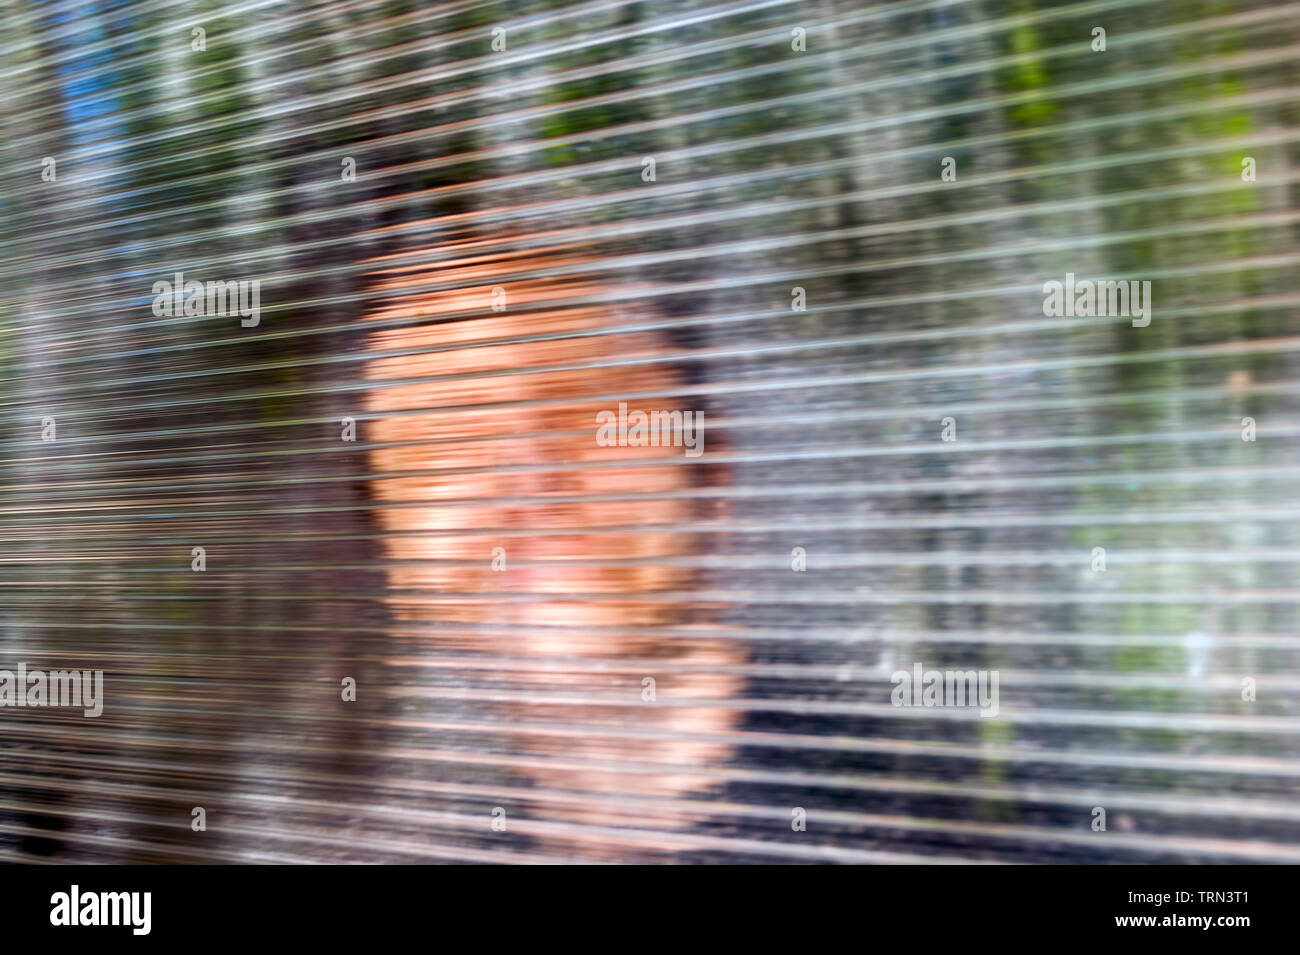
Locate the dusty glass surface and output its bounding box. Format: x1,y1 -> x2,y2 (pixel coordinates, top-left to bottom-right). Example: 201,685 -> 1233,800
0,0 -> 1298,863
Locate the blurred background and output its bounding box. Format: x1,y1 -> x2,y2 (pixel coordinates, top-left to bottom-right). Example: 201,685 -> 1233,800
0,0 -> 1298,863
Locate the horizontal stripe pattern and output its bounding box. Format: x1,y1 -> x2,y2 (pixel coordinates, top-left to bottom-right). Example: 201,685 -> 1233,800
0,0 -> 1298,862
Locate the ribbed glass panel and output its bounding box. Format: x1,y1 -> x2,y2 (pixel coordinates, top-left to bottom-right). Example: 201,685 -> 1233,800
0,0 -> 1298,863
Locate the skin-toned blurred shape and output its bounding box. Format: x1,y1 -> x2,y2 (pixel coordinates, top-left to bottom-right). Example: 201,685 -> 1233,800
362,241 -> 741,857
